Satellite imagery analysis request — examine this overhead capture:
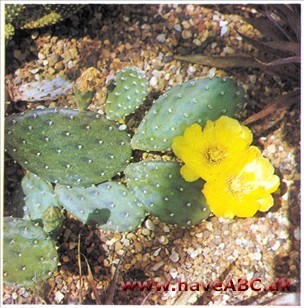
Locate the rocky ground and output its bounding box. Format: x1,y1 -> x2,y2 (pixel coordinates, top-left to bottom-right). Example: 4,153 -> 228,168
3,4 -> 300,305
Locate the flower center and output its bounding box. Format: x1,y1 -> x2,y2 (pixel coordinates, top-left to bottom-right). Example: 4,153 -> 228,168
228,176 -> 254,195
204,146 -> 227,165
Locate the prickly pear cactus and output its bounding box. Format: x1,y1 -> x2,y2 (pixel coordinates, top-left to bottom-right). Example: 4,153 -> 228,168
125,161 -> 210,226
3,217 -> 58,287
106,66 -> 148,121
5,108 -> 132,187
131,77 -> 244,151
55,182 -> 146,232
21,172 -> 61,222
42,205 -> 64,239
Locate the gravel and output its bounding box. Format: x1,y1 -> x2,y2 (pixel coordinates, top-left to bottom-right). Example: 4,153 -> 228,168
4,4 -> 300,305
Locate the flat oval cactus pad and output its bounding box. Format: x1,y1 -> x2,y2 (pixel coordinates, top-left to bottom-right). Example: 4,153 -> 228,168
5,108 -> 132,186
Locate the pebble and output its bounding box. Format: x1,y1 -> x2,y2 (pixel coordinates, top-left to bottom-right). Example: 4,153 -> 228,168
174,24 -> 182,32
152,261 -> 164,271
150,76 -> 158,87
4,4 -> 299,307
54,291 -> 64,303
294,227 -> 300,241
169,249 -> 180,262
182,30 -> 192,39
145,218 -> 155,231
158,235 -> 169,244
156,34 -> 166,43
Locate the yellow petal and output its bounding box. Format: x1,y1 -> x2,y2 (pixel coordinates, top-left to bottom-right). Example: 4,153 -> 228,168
180,165 -> 200,182
172,136 -> 186,159
215,116 -> 253,148
257,195 -> 274,212
232,198 -> 260,217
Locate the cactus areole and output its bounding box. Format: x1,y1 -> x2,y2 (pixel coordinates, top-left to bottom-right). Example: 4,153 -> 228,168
5,108 -> 132,187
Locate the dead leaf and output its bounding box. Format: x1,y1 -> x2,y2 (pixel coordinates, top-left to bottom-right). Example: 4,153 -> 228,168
244,17 -> 285,41
262,41 -> 300,56
264,56 -> 301,66
243,89 -> 300,125
174,54 -> 263,69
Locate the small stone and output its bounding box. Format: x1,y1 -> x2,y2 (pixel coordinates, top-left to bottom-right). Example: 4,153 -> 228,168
134,241 -> 142,253
253,252 -> 262,261
55,291 -> 64,303
150,76 -> 158,87
152,261 -> 164,271
271,241 -> 280,251
69,242 -> 78,250
156,34 -> 166,43
54,62 -> 64,71
141,229 -> 150,236
294,227 -> 300,241
158,235 -> 169,244
182,30 -> 192,39
174,24 -> 182,32
145,219 -> 155,231
193,38 -> 201,46
163,225 -> 170,232
153,247 -> 161,257
30,68 -> 40,74
169,249 -> 179,262
115,242 -> 123,251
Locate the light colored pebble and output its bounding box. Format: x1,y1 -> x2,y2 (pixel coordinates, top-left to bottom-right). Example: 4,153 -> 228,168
156,34 -> 166,43
145,219 -> 155,230
169,249 -> 180,262
152,261 -> 164,271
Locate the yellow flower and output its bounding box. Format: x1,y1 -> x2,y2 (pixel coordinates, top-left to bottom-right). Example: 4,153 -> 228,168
202,146 -> 280,219
172,116 -> 252,182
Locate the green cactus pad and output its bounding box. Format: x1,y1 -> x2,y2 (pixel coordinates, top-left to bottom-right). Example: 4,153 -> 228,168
106,66 -> 148,121
3,217 -> 58,287
21,172 -> 61,222
131,77 -> 244,151
42,205 -> 64,239
125,161 -> 210,226
55,182 -> 146,232
5,108 -> 132,187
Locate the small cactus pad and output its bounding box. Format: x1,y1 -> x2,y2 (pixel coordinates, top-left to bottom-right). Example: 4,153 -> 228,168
55,182 -> 146,232
131,77 -> 244,151
21,172 -> 61,222
3,217 -> 58,287
42,205 -> 64,239
106,66 -> 148,121
5,108 -> 132,186
125,161 -> 210,226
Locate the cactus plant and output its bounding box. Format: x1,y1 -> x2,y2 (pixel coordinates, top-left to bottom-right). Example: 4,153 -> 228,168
5,4 -> 84,40
125,161 -> 210,226
5,108 -> 132,187
3,217 -> 58,287
55,182 -> 146,232
131,77 -> 244,151
42,205 -> 64,239
105,66 -> 148,121
21,172 -> 61,221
